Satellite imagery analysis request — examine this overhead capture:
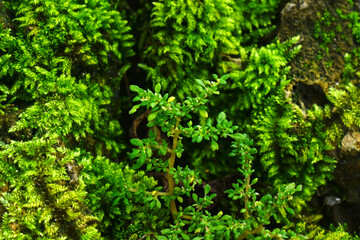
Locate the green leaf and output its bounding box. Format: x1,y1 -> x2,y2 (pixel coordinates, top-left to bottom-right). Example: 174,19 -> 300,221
177,196 -> 183,203
132,155 -> 146,169
199,109 -> 208,118
251,178 -> 258,185
150,200 -> 156,209
212,74 -> 218,80
129,85 -> 141,93
156,199 -> 161,209
210,138 -> 219,151
225,230 -> 231,239
148,111 -> 158,121
155,83 -> 161,93
218,112 -> 226,122
204,184 -> 211,195
195,79 -> 205,87
180,233 -> 190,240
157,237 -> 168,240
130,138 -> 143,147
176,148 -> 183,158
167,96 -> 176,102
260,194 -> 272,202
129,104 -> 141,114
112,197 -> 120,206
129,148 -> 140,160
150,102 -> 158,108
285,182 -> 296,192
220,74 -> 229,83
196,135 -> 203,143
192,193 -> 198,202
212,225 -> 224,231
286,207 -> 295,215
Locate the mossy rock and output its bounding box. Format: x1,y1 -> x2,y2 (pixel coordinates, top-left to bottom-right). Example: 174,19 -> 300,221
279,0 -> 356,92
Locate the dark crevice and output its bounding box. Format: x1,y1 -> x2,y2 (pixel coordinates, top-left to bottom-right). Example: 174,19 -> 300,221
257,0 -> 293,46
292,82 -> 330,108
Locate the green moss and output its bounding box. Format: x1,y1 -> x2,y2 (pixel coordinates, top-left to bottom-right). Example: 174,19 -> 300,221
0,139 -> 100,239
81,155 -> 165,239
140,0 -> 282,99
0,0 -> 134,157
1,0 -> 360,238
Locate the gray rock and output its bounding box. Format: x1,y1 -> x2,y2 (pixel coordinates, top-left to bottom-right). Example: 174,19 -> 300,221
340,132 -> 360,157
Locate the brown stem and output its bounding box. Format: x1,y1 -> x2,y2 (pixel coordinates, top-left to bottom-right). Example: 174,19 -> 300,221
237,225 -> 264,240
244,176 -> 250,220
154,191 -> 169,197
168,117 -> 181,220
244,157 -> 251,220
237,196 -> 281,240
180,214 -> 193,220
137,233 -> 157,240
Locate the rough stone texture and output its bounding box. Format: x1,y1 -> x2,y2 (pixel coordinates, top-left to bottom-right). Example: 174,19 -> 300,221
279,0 -> 356,91
340,131 -> 360,157
335,131 -> 360,204
278,0 -> 359,115
278,0 -> 360,233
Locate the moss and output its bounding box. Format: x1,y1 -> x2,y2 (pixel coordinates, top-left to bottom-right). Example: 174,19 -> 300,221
1,0 -> 360,237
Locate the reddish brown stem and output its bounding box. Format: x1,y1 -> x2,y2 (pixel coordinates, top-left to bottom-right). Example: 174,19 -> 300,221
168,117 -> 181,220
237,225 -> 264,240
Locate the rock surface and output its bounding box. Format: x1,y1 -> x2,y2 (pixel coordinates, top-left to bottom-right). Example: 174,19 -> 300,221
279,0 -> 356,92
278,0 -> 360,233
340,131 -> 360,157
